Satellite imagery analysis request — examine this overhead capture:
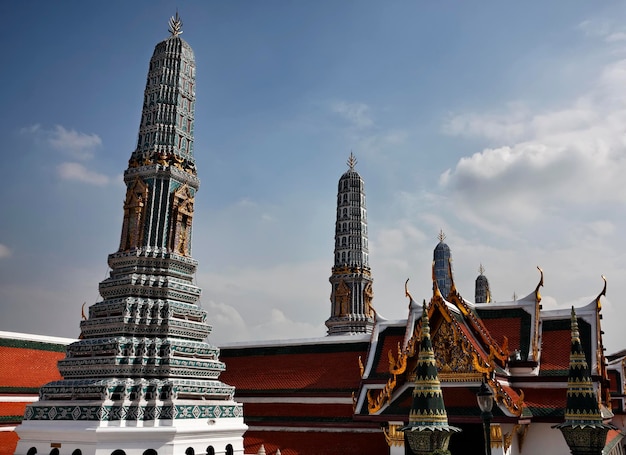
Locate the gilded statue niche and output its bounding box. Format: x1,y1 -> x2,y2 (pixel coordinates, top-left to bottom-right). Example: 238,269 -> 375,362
169,184 -> 194,256
119,177 -> 149,251
363,282 -> 374,317
334,280 -> 351,316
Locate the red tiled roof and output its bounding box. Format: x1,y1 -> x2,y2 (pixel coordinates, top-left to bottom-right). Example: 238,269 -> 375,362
244,402 -> 354,419
243,429 -> 388,455
373,333 -> 404,376
221,349 -> 366,392
0,430 -> 19,455
539,330 -> 570,373
481,318 -> 522,352
0,402 -> 28,418
522,387 -> 566,410
0,347 -> 63,388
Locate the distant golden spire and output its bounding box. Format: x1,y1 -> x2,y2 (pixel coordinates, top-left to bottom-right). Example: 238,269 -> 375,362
347,152 -> 357,170
168,11 -> 183,36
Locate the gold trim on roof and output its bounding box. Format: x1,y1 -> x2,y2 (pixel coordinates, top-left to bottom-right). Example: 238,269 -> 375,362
383,424 -> 405,447
595,275 -> 610,404
404,278 -> 414,304
532,266 -> 543,361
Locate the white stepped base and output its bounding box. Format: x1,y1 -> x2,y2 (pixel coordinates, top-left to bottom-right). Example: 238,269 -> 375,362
15,414 -> 247,455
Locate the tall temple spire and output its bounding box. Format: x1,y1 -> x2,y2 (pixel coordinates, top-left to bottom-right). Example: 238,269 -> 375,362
402,306 -> 460,454
554,307 -> 615,455
15,15 -> 246,455
475,263 -> 491,303
433,230 -> 452,298
325,154 -> 375,335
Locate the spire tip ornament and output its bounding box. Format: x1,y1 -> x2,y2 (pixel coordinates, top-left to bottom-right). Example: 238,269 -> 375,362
438,229 -> 446,242
347,152 -> 357,170
168,11 -> 183,37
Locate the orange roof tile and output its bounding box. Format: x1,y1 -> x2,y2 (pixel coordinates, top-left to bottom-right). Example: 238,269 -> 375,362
244,402 -> 354,419
221,347 -> 367,393
243,429 -> 388,455
0,402 -> 28,418
481,317 -> 522,352
0,430 -> 19,455
539,330 -> 571,373
0,347 -> 63,388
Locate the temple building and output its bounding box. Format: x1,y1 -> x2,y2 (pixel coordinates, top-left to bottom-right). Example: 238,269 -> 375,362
2,11 -> 626,455
11,14 -> 246,455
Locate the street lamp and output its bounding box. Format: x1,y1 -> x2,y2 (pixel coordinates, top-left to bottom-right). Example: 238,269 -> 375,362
476,380 -> 494,455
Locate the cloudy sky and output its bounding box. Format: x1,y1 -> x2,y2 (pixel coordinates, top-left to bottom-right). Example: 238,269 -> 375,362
1,1 -> 626,353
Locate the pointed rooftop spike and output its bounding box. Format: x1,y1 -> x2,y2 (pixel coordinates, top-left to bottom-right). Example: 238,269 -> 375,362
438,229 -> 446,242
554,307 -> 616,453
479,264 -> 485,275
347,152 -> 357,170
168,10 -> 183,36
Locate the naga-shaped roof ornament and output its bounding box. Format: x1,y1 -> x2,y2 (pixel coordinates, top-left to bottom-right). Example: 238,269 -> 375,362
347,151 -> 357,170
169,11 -> 183,37
595,275 -> 607,310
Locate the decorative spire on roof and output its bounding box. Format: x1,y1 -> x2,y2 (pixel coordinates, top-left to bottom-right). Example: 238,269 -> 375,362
553,306 -> 616,455
326,152 -> 374,335
168,11 -> 183,36
475,264 -> 491,304
402,306 -> 460,453
347,151 -> 357,170
433,232 -> 452,297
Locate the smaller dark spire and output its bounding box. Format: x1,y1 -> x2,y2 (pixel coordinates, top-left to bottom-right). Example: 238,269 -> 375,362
402,307 -> 460,454
553,307 -> 616,455
475,264 -> 491,303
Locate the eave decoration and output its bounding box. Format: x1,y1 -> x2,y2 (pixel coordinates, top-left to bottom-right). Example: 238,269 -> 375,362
366,267 -> 526,417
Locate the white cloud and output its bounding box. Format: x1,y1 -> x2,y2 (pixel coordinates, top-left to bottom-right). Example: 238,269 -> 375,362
578,19 -> 626,44
19,124 -> 102,160
0,244 -> 11,259
439,58 -> 626,226
331,101 -> 374,129
57,162 -> 110,186
48,125 -> 102,160
442,102 -> 529,142
19,124 -> 41,135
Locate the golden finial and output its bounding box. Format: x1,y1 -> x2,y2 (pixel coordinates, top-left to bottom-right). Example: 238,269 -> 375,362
168,11 -> 183,37
81,302 -> 87,320
437,229 -> 446,242
347,152 -> 357,170
479,264 -> 485,275
571,306 -> 580,342
595,275 -> 607,310
404,278 -> 414,304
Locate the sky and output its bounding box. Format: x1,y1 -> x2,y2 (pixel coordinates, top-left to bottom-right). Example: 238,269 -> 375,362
1,1 -> 626,353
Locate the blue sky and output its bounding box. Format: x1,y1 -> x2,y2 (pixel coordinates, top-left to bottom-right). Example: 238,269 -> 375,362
1,1 -> 626,353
